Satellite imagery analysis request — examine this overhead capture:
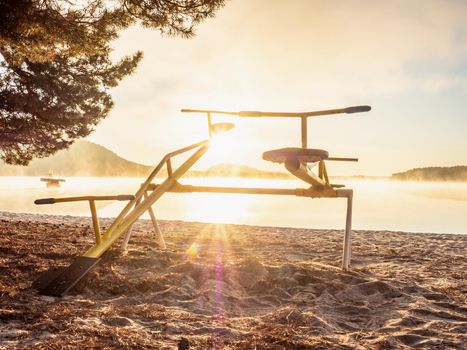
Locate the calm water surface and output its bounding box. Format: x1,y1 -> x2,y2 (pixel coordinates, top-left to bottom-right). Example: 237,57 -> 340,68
1,176 -> 466,234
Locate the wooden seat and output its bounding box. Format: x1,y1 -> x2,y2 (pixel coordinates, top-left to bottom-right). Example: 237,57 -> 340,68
262,147 -> 329,164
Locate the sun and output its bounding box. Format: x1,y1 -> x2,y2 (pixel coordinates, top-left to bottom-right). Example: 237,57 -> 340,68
205,130 -> 239,167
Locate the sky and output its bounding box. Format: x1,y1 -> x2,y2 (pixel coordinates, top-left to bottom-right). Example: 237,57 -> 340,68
88,0 -> 467,176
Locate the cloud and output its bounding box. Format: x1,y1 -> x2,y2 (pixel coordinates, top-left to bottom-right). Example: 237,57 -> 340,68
89,0 -> 467,174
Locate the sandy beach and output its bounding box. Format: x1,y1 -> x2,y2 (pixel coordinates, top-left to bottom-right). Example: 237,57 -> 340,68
0,211 -> 465,349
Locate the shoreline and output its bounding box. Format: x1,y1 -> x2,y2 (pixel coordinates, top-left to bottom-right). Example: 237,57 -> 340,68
1,211 -> 466,349
0,211 -> 464,237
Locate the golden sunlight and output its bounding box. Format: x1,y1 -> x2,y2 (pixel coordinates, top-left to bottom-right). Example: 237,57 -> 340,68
205,131 -> 239,166
182,193 -> 251,224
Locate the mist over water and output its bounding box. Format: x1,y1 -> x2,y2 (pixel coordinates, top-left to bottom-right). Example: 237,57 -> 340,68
1,176 -> 465,234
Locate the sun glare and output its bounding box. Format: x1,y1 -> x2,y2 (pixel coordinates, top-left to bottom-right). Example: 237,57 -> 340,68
206,132 -> 239,166
183,193 -> 250,224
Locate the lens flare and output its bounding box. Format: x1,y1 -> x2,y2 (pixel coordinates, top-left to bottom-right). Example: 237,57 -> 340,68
185,242 -> 201,260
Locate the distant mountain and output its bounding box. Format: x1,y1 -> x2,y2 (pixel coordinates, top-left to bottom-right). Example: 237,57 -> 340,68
392,166 -> 467,182
0,141 -> 153,177
0,141 -> 291,178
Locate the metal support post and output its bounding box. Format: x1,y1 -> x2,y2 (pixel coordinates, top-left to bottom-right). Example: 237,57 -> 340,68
341,190 -> 353,271
143,191 -> 166,249
89,200 -> 101,244
301,116 -> 307,148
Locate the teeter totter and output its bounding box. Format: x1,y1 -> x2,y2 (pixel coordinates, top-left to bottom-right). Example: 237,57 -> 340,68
33,104 -> 371,296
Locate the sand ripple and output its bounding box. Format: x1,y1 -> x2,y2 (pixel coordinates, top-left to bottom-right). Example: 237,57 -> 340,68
0,212 -> 466,349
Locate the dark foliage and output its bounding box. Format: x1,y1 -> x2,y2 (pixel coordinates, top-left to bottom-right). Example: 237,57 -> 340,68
392,166 -> 467,182
0,0 -> 225,165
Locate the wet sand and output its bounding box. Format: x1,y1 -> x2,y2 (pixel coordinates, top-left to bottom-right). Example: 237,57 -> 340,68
0,212 -> 466,349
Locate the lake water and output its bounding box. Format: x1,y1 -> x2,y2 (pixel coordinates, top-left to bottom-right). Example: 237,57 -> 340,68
1,176 -> 466,234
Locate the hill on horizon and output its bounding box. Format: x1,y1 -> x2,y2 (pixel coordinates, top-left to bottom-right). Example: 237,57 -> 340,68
3,141 -> 464,181
0,141 -> 377,179
0,141 -> 154,177
0,141 -> 290,178
392,166 -> 467,182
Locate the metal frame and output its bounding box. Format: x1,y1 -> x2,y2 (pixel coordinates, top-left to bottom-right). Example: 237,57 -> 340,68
35,105 -> 370,295
146,182 -> 354,270
182,105 -> 370,149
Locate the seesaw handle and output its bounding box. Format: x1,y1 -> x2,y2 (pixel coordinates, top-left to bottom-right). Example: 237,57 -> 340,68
35,198 -> 56,205
34,195 -> 135,205
345,105 -> 371,114
116,195 -> 136,201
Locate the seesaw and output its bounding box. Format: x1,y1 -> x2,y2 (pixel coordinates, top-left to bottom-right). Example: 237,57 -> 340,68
33,104 -> 371,296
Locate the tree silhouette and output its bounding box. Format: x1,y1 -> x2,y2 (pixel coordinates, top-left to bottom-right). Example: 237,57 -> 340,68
0,0 -> 225,165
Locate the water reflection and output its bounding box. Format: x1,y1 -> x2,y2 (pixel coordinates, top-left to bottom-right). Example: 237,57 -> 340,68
0,176 -> 465,234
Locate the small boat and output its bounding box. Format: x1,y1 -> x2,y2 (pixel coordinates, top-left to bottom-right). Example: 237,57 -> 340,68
40,171 -> 66,188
